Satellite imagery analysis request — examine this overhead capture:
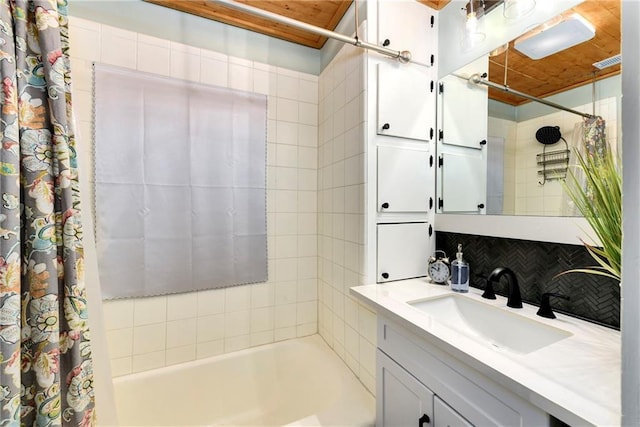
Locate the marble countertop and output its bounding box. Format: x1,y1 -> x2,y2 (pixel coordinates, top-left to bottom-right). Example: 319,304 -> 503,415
350,279 -> 620,427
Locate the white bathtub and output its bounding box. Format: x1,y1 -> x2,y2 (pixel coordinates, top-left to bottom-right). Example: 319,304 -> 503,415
113,335 -> 375,426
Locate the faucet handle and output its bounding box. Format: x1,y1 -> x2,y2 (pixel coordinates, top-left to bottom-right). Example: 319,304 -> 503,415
537,292 -> 570,319
481,279 -> 496,300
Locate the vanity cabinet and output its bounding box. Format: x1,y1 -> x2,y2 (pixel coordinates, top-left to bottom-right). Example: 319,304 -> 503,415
376,316 -> 549,426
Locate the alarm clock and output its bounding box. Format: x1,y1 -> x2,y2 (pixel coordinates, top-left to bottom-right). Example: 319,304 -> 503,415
427,250 -> 451,284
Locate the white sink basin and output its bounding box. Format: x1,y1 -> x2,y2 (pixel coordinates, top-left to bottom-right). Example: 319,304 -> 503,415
408,294 -> 572,354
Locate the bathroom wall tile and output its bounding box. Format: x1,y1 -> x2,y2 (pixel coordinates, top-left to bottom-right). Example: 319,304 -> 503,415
275,235 -> 298,259
297,301 -> 317,325
251,282 -> 275,308
106,328 -> 133,359
251,307 -> 274,332
274,326 -> 296,342
201,55 -> 228,88
251,330 -> 274,347
275,304 -> 297,328
166,345 -> 196,366
297,322 -> 317,337
359,366 -> 376,395
69,17 -> 101,62
137,38 -> 170,76
133,323 -> 166,355
196,339 -> 224,359
228,63 -> 253,91
84,19 -> 319,376
276,144 -> 298,168
167,292 -> 198,321
225,335 -> 251,353
276,167 -> 298,191
277,121 -> 299,145
276,98 -> 298,122
170,48 -> 201,82
299,79 -> 318,104
110,356 -> 133,377
101,27 -> 137,69
275,258 -> 298,282
296,279 -> 317,303
275,281 -> 297,305
359,336 -> 376,376
196,313 -> 224,342
134,296 -> 167,326
299,102 -> 318,126
224,310 -> 250,337
103,300 -> 134,330
225,286 -> 251,312
298,124 -> 318,148
166,318 -> 197,348
253,69 -> 272,95
197,289 -> 225,316
277,74 -> 299,100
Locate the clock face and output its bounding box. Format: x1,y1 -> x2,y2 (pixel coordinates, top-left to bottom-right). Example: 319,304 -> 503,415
428,261 -> 450,284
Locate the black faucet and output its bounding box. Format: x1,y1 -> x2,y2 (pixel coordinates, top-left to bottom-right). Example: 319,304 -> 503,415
537,292 -> 570,319
484,267 -> 523,308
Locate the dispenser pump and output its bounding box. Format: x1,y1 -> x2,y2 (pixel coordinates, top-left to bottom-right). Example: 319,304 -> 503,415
451,244 -> 469,293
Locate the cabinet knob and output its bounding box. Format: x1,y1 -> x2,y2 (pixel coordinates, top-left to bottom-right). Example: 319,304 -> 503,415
381,202 -> 389,209
419,413 -> 430,426
382,123 -> 390,130
477,203 -> 485,209
381,272 -> 389,279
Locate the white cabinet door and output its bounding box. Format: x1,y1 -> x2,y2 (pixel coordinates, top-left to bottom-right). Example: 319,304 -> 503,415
438,57 -> 488,150
440,150 -> 486,213
378,0 -> 435,67
377,223 -> 429,283
378,146 -> 431,212
377,63 -> 434,141
434,396 -> 473,427
377,350 -> 434,427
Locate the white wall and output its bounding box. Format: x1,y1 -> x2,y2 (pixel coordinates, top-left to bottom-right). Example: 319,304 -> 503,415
69,16 -> 319,377
317,40 -> 377,394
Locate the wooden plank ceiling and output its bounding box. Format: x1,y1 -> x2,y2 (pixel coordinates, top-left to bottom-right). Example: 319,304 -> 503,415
146,0 -> 620,106
488,1 -> 621,105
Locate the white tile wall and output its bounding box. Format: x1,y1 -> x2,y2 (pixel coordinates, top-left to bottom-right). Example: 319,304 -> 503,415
318,43 -> 376,395
489,97 -> 619,216
69,16 -> 318,376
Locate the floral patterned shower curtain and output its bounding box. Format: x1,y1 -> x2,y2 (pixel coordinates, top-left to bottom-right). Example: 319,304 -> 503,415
0,1 -> 95,425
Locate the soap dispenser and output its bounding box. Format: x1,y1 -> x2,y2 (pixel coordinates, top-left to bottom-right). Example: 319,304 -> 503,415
450,244 -> 469,293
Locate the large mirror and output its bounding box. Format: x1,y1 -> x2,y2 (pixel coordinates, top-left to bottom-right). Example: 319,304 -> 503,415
436,0 -> 621,217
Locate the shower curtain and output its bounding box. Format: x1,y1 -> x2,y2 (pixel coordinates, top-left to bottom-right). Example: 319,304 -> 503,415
0,1 -> 95,425
562,116 -> 609,216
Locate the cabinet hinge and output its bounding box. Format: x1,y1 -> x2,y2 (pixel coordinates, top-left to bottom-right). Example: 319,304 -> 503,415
428,224 -> 433,237
430,15 -> 435,28
429,197 -> 434,210
438,156 -> 443,167
430,80 -> 434,92
438,129 -> 444,140
439,82 -> 444,94
430,128 -> 434,140
429,155 -> 434,167
430,54 -> 435,67
438,198 -> 444,209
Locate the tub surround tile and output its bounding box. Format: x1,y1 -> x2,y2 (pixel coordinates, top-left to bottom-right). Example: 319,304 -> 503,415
75,18 -> 317,376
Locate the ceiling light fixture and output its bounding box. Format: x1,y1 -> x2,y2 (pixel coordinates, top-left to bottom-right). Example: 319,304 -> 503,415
461,0 -> 486,51
514,13 -> 595,60
503,0 -> 536,20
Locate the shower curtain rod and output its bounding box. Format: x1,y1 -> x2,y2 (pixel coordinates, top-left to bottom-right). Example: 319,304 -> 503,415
466,73 -> 595,119
212,0 -> 412,63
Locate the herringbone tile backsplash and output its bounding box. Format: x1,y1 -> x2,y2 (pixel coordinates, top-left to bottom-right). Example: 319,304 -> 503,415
436,232 -> 621,329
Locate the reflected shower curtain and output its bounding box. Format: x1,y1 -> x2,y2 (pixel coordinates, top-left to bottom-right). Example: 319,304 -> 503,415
562,116 -> 609,216
0,1 -> 95,425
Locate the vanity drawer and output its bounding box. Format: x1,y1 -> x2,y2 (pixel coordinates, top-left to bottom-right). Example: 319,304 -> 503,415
378,316 -> 549,426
